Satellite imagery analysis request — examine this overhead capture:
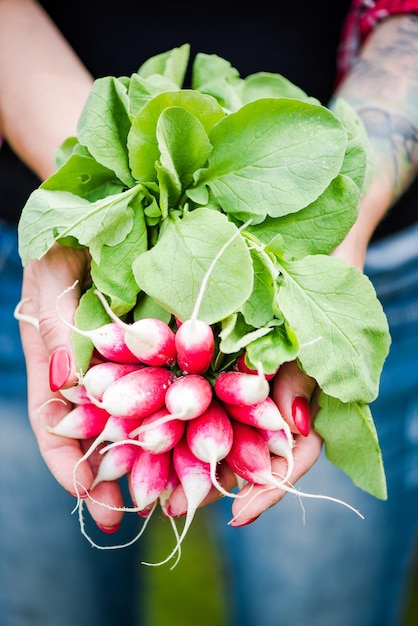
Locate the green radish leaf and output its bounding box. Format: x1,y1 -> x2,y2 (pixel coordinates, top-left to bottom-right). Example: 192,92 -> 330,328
41,152 -> 124,201
128,73 -> 181,118
90,195 -> 148,315
332,97 -> 375,193
137,43 -> 190,87
128,90 -> 225,183
249,174 -> 360,258
156,106 -> 212,211
192,52 -> 244,111
245,323 -> 299,373
240,246 -> 278,327
133,293 -> 172,324
132,207 -> 253,324
315,392 -> 387,500
77,76 -> 134,187
219,312 -> 272,354
18,186 -> 142,265
242,71 -> 317,104
277,255 -> 391,403
194,98 -> 347,224
54,136 -> 78,169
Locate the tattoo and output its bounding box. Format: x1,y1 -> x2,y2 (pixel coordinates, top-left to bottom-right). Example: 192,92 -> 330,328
337,15 -> 418,201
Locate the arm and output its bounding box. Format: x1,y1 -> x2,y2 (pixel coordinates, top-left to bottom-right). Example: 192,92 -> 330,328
0,0 -> 93,178
1,0 -> 126,529
333,13 -> 418,268
229,13 -> 418,523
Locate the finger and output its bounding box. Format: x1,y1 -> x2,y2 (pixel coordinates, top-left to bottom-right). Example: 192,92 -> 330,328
272,360 -> 317,436
230,429 -> 323,524
84,480 -> 126,529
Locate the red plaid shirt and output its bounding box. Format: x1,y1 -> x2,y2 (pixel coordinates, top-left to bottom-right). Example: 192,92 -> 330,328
337,0 -> 418,82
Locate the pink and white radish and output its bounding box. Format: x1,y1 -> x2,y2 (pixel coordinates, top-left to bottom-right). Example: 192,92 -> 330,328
257,427 -> 295,484
226,420 -> 363,520
130,449 -> 171,512
71,414 -> 143,503
56,284 -> 142,364
59,383 -> 90,405
214,370 -> 270,406
143,437 -> 213,569
173,218 -> 251,376
94,289 -> 177,367
222,396 -> 290,433
38,400 -> 110,439
100,366 -> 175,418
81,361 -> 143,403
186,399 -> 235,497
91,442 -> 139,489
133,374 -> 213,436
175,318 -> 215,374
130,407 -> 185,454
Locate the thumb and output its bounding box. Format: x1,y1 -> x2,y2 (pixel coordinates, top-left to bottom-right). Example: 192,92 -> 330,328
21,244 -> 90,390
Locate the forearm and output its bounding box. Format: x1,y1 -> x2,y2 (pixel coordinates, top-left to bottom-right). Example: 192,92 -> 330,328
0,0 -> 93,180
333,14 -> 418,266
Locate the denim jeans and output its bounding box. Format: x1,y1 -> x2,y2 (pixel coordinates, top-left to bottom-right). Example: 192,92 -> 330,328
210,222 -> 418,626
0,222 -> 145,626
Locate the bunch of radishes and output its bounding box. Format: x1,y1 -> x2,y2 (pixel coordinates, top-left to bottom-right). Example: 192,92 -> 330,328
46,284 -> 307,566
47,283 -> 362,569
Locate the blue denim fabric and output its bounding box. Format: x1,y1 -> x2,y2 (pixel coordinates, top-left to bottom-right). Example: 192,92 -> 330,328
210,222 -> 418,626
0,221 -> 145,626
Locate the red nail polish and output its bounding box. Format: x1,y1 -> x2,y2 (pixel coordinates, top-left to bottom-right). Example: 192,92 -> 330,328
49,348 -> 71,391
229,515 -> 260,528
96,523 -> 121,534
292,396 -> 311,437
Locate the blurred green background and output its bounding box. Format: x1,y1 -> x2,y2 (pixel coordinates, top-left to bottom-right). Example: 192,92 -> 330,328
139,506 -> 418,626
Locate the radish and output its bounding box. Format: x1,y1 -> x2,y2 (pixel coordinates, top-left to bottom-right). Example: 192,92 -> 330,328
173,220 -> 252,377
38,400 -> 110,439
130,449 -> 171,512
100,366 -> 175,418
71,414 -> 143,504
214,370 -> 270,406
60,383 -> 90,405
165,374 -> 213,419
129,407 -> 185,454
226,420 -> 364,518
81,361 -> 143,402
94,289 -> 177,367
222,396 -> 289,432
143,437 -> 213,569
175,318 -> 215,375
257,427 -> 295,484
91,442 -> 139,489
56,283 -> 142,364
133,374 -> 213,436
186,399 -> 235,497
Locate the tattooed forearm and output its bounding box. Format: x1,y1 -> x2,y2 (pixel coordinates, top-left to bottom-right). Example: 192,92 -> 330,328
334,14 -> 418,204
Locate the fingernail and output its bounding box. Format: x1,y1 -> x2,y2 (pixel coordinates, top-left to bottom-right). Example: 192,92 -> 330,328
49,348 -> 71,391
292,396 -> 311,437
96,523 -> 121,534
229,515 -> 260,528
69,491 -> 89,499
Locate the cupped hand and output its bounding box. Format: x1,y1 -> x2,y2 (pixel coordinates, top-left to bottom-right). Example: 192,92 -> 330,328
19,244 -> 126,530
